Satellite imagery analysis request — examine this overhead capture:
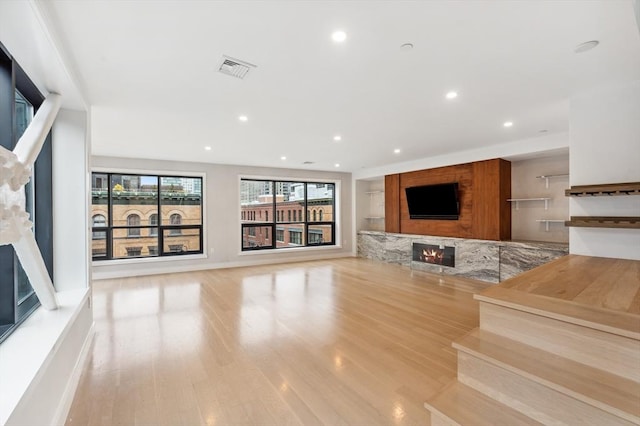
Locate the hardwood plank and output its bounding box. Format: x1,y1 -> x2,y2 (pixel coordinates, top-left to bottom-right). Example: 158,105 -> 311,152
66,258 -> 482,426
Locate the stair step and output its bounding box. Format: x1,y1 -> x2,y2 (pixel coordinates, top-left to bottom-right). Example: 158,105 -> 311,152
424,381 -> 541,426
454,329 -> 640,423
476,285 -> 640,340
478,300 -> 640,382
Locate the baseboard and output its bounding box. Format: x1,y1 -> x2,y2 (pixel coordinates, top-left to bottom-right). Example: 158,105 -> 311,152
92,252 -> 356,280
51,322 -> 95,426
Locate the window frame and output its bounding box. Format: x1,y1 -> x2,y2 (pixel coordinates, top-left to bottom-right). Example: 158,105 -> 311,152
91,171 -> 204,261
0,42 -> 54,344
240,178 -> 337,252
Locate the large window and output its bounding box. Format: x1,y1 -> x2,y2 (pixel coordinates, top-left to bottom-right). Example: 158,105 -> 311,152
0,43 -> 54,343
240,179 -> 336,251
91,173 -> 203,260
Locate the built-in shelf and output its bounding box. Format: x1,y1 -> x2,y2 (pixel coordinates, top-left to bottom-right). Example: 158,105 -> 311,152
565,216 -> 640,229
364,191 -> 384,195
507,198 -> 551,210
536,173 -> 569,189
365,216 -> 385,220
536,219 -> 566,232
565,182 -> 640,197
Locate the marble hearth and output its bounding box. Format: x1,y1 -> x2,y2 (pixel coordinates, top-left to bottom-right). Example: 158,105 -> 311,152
357,231 -> 569,283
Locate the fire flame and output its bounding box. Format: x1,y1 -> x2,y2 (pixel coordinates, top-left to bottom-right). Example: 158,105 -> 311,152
422,248 -> 444,264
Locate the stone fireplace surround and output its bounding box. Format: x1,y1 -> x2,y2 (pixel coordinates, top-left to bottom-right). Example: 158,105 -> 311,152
357,231 -> 569,283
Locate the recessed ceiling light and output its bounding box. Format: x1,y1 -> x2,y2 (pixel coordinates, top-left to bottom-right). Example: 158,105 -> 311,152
394,149 -> 401,154
400,43 -> 414,51
574,40 -> 599,53
445,91 -> 458,99
334,163 -> 340,168
280,156 -> 287,160
238,115 -> 248,122
204,146 -> 212,151
332,31 -> 347,43
333,135 -> 342,142
503,121 -> 514,128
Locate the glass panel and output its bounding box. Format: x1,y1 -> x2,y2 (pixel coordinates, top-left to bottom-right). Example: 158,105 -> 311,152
112,228 -> 158,259
110,174 -> 158,229
306,183 -> 334,222
240,180 -> 273,224
92,231 -> 108,258
160,177 -> 202,225
242,226 -> 273,249
308,224 -> 333,245
163,228 -> 201,253
276,182 -> 305,223
15,90 -> 35,303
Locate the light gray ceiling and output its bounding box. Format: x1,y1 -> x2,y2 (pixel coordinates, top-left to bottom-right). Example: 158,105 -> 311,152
40,0 -> 640,172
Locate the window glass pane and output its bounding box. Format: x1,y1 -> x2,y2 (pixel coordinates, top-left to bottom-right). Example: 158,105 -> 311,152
110,175 -> 157,228
240,180 -> 273,224
15,90 -> 35,303
276,182 -> 304,223
307,183 -> 334,222
308,224 -> 333,245
112,229 -> 158,259
163,228 -> 201,253
242,226 -> 273,249
160,177 -> 202,225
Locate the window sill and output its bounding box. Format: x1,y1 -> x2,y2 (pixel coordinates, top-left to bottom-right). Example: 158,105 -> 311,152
239,244 -> 342,256
92,252 -> 207,267
0,288 -> 90,425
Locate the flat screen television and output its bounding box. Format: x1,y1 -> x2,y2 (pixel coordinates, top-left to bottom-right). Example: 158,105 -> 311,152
405,182 -> 460,220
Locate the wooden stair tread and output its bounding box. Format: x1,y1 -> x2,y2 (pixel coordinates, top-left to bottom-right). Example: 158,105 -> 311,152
424,381 -> 542,426
476,286 -> 640,339
454,329 -> 640,423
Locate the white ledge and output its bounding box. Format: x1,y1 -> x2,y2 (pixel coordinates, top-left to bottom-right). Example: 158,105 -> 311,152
0,288 -> 89,425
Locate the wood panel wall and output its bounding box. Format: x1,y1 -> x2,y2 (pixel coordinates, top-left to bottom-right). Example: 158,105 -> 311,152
385,158 -> 511,241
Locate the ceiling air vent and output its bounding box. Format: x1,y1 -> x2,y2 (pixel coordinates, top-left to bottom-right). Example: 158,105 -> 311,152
303,161 -> 315,165
218,55 -> 256,79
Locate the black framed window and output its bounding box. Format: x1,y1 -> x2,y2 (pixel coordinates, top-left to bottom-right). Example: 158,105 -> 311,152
0,43 -> 54,344
240,179 -> 336,251
91,173 -> 203,260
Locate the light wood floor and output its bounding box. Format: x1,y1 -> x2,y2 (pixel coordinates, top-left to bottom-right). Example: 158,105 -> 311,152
65,258 -> 487,426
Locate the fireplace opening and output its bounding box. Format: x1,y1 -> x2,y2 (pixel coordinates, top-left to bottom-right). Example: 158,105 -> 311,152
412,243 -> 455,268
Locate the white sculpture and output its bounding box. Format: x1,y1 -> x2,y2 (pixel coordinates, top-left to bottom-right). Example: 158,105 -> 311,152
0,93 -> 62,310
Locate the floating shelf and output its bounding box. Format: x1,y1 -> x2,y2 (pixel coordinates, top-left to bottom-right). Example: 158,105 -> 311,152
536,173 -> 569,189
364,190 -> 384,195
565,182 -> 640,197
507,198 -> 551,210
565,216 -> 640,229
536,219 -> 566,232
364,216 -> 385,220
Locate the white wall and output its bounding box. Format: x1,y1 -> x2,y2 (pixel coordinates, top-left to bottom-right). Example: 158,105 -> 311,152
91,155 -> 354,279
569,80 -> 640,259
53,109 -> 91,290
354,178 -> 385,233
511,155 -> 570,243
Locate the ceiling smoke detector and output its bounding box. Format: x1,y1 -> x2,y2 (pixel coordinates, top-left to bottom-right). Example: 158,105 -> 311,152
303,161 -> 315,165
218,55 -> 256,79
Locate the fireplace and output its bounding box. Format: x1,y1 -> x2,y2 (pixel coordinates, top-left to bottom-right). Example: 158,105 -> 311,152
412,243 -> 455,268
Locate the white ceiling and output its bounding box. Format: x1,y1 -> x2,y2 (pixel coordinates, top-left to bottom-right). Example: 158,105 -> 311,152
40,0 -> 640,172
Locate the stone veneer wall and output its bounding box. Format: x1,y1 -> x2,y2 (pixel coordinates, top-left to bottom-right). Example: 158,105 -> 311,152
357,231 -> 569,283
